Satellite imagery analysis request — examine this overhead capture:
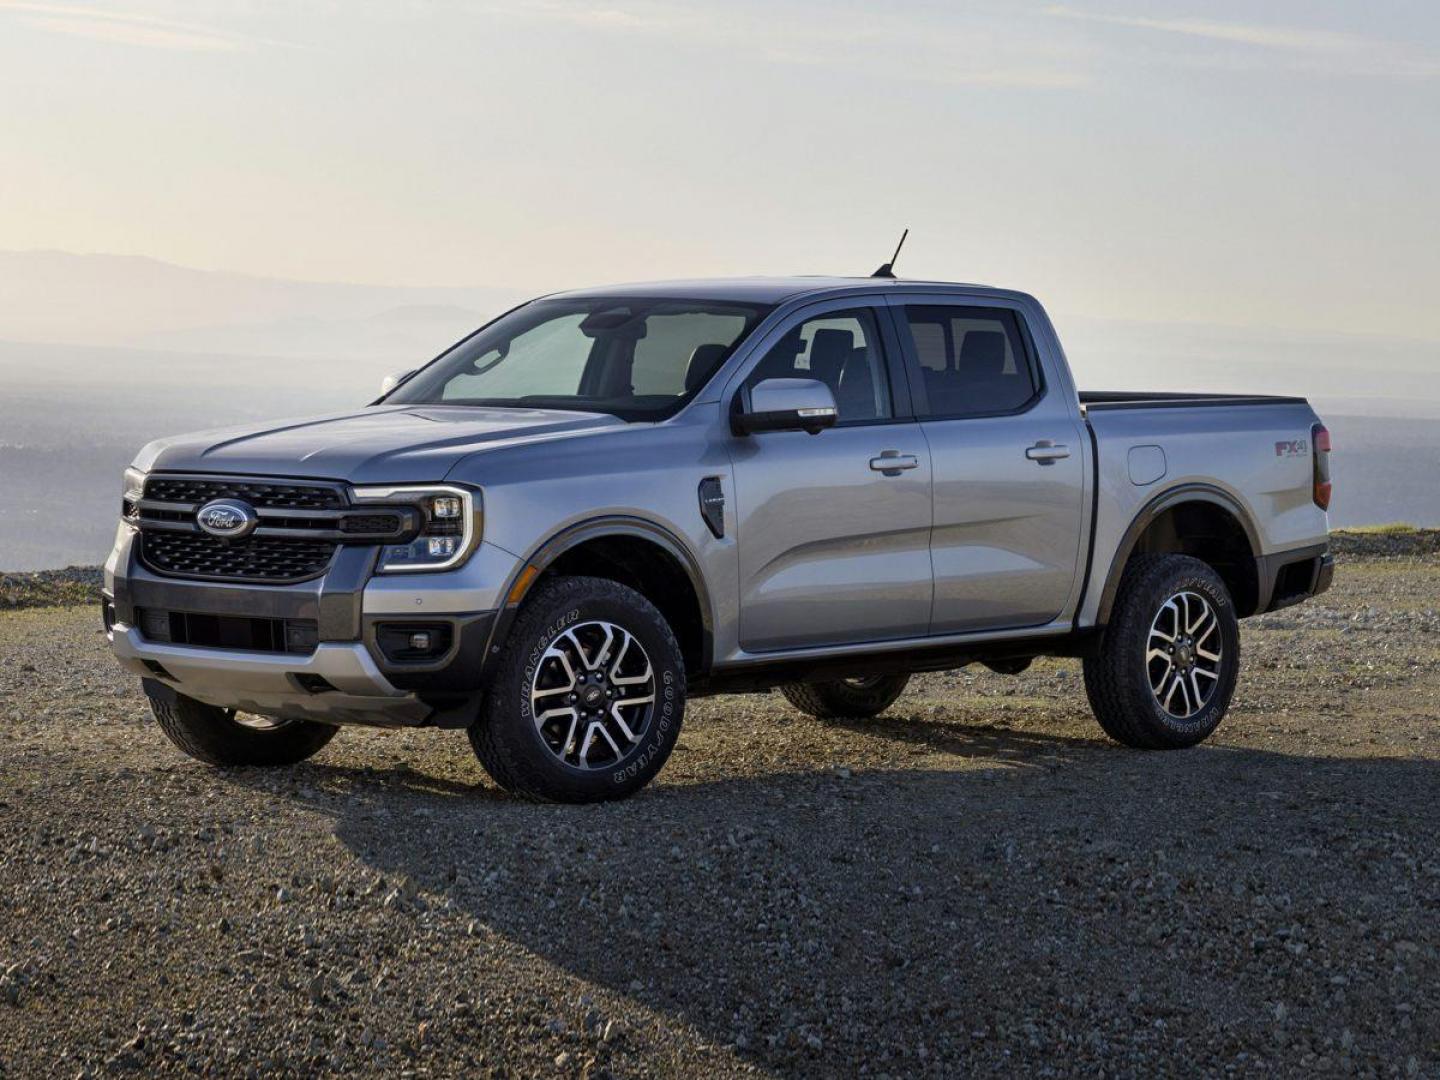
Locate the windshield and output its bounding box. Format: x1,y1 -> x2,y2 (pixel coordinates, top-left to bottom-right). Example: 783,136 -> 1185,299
385,297 -> 771,420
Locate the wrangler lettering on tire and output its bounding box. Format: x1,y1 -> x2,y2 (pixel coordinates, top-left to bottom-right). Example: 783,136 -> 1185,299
468,576 -> 685,802
1083,554 -> 1241,750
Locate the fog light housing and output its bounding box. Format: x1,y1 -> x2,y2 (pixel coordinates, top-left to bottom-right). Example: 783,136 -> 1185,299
375,622 -> 453,664
139,607 -> 173,642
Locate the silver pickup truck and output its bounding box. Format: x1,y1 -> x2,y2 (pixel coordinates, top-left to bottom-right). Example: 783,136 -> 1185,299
104,277 -> 1334,801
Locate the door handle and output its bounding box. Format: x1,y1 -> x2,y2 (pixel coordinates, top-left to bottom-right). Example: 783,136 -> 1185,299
870,450 -> 919,475
1025,441 -> 1070,464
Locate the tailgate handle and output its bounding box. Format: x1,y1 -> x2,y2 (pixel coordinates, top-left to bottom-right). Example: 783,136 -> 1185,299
1026,441 -> 1070,464
869,450 -> 919,475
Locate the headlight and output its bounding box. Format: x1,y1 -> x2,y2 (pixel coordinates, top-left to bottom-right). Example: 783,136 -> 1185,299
351,485 -> 480,573
122,466 -> 147,520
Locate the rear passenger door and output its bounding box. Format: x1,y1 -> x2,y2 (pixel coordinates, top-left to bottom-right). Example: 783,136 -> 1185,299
889,299 -> 1086,634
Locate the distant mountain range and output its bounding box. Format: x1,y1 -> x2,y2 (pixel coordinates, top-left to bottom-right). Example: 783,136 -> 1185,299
3,248 -> 1436,411
0,249 -> 528,365
0,249 -> 1437,570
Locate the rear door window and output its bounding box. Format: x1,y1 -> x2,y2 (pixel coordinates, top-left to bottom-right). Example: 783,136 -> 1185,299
897,305 -> 1039,418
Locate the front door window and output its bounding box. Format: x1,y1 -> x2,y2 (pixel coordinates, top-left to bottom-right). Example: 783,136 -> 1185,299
743,308 -> 893,424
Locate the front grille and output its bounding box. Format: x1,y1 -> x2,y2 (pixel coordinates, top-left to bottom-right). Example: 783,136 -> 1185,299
137,607 -> 318,655
141,530 -> 336,583
133,473 -> 417,584
144,477 -> 344,510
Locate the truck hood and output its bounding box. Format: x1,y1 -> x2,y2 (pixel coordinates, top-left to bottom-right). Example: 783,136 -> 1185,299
134,405 -> 627,483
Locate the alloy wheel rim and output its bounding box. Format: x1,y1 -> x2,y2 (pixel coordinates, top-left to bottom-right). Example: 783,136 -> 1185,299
529,620 -> 656,770
228,710 -> 295,732
1146,591 -> 1223,719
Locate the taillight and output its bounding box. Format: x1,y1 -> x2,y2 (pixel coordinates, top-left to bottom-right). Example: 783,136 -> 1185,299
1312,422 -> 1332,510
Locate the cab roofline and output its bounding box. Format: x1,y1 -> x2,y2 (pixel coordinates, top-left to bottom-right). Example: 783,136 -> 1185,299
541,276 -> 1017,306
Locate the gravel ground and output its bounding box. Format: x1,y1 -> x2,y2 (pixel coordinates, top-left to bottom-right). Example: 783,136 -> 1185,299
1,546 -> 1438,1077
0,566 -> 102,611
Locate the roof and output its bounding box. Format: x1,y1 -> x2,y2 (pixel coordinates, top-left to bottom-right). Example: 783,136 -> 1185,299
544,276 -> 1017,306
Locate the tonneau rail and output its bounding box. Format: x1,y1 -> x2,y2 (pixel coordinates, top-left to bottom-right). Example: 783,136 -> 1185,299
1080,391 -> 1308,411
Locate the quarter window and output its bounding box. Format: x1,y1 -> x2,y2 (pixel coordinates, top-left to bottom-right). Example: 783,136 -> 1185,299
899,306 -> 1038,418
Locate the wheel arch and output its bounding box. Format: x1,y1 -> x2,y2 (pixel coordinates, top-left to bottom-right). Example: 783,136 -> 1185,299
485,516 -> 714,677
1097,484 -> 1262,625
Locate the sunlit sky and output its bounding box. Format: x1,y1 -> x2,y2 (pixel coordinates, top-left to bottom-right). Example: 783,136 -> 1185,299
2,0 -> 1438,341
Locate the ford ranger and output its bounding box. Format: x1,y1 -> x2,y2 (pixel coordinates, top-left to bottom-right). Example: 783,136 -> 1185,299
103,277 -> 1334,801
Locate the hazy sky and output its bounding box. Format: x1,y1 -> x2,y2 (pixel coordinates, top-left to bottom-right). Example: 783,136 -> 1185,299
2,0 -> 1438,341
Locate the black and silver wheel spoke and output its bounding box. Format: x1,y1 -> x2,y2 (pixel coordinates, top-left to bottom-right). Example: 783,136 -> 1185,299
529,620 -> 655,770
1146,590 -> 1223,720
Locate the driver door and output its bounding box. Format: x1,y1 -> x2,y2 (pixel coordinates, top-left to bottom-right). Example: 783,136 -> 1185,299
727,302 -> 934,652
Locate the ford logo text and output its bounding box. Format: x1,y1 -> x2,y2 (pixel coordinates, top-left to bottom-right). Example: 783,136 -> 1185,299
195,499 -> 259,539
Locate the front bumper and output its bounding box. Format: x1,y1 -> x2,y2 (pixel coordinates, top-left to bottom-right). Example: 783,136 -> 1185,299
111,625 -> 431,724
105,522 -> 517,726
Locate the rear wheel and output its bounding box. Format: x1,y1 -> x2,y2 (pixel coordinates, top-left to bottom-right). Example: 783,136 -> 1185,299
147,691 -> 338,767
469,576 -> 685,802
1083,553 -> 1240,749
779,673 -> 910,720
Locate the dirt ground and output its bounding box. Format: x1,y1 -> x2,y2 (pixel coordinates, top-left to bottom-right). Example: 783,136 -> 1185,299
1,545 -> 1437,1077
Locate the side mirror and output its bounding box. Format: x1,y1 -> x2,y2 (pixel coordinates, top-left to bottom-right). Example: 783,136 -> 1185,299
379,369 -> 416,396
732,378 -> 838,436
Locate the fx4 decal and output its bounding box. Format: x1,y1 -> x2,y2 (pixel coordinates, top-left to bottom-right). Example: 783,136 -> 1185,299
1275,439 -> 1308,457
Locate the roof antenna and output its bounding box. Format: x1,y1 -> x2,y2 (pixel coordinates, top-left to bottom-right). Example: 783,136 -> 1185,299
871,228 -> 909,279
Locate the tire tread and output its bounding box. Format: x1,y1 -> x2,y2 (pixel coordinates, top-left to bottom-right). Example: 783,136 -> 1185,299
779,675 -> 909,720
1083,553 -> 1238,750
468,576 -> 685,803
148,693 -> 337,767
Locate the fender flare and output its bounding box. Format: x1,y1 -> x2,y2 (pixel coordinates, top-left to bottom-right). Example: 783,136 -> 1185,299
1095,483 -> 1261,626
482,515 -> 715,674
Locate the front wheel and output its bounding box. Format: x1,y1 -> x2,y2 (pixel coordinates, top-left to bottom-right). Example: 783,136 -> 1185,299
469,576 -> 685,802
779,674 -> 910,720
147,691 -> 338,766
1083,553 -> 1240,749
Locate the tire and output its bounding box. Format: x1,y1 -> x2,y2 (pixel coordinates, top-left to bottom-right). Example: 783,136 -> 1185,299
779,674 -> 910,720
1083,553 -> 1240,749
469,576 -> 685,802
147,691 -> 338,767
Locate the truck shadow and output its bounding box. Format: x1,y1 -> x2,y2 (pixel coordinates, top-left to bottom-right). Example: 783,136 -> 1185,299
226,716 -> 1440,1075
826,709 -> 1090,761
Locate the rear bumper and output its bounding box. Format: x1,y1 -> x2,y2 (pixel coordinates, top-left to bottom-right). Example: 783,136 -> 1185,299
1258,543 -> 1334,613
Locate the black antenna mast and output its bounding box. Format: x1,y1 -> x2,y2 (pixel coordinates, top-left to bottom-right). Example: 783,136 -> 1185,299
871,228 -> 909,279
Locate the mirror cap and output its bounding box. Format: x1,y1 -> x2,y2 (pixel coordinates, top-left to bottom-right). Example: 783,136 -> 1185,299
733,378 -> 838,436
379,369 -> 417,396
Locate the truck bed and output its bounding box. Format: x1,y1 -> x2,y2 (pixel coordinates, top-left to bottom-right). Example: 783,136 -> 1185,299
1077,392 -> 1327,626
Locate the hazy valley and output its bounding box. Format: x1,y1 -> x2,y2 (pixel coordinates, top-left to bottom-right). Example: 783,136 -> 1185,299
1,251 -> 1437,571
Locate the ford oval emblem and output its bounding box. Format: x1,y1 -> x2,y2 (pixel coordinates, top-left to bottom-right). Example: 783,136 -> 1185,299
195,499 -> 259,539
